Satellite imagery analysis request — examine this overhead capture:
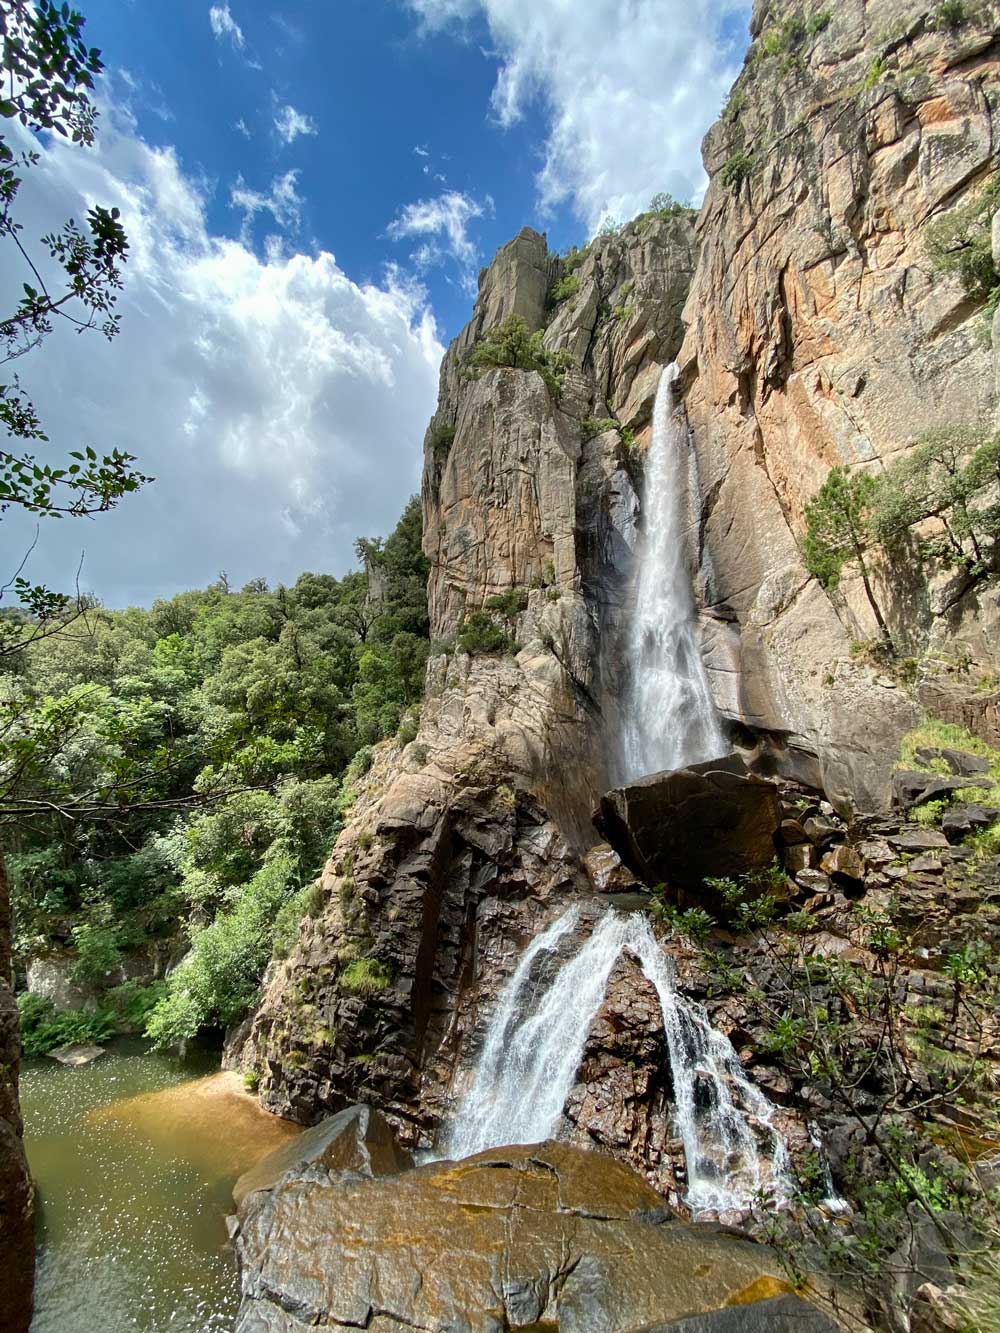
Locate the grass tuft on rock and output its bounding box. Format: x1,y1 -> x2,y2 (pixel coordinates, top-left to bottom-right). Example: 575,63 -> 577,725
340,957 -> 393,996
899,720 -> 1000,780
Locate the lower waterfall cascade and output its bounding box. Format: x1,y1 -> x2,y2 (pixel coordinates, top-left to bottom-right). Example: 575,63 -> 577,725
622,362 -> 727,781
444,908 -> 791,1214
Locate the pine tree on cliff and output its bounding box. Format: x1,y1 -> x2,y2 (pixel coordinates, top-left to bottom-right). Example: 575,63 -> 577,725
802,466 -> 894,655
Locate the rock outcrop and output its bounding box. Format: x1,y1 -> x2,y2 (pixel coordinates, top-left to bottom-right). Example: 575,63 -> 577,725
595,755 -> 783,893
679,0 -> 1000,808
237,217 -> 703,1164
236,0 -> 1000,1289
233,1136 -> 840,1333
0,855 -> 33,1333
232,1104 -> 411,1208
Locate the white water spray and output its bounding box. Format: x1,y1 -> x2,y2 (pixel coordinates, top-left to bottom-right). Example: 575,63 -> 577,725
444,908 -> 620,1160
445,908 -> 790,1212
622,363 -> 726,781
629,920 -> 791,1211
809,1121 -> 850,1215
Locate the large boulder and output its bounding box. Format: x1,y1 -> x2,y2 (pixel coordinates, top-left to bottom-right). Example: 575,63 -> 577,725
233,1103 -> 412,1207
891,771 -> 979,811
233,1139 -> 833,1332
594,755 -> 782,893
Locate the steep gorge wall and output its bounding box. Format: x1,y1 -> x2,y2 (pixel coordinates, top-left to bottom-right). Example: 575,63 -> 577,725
241,219 -> 698,1142
680,0 -> 1000,808
241,0 -> 1000,1198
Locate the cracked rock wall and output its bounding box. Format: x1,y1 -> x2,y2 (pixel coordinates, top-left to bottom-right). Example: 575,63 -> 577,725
239,221 -> 699,1145
679,0 -> 1000,808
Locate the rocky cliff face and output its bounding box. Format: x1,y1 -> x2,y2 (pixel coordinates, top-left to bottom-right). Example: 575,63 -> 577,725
680,0 -> 1000,808
1,858 -> 34,1332
239,217 -> 709,1168
239,0 -> 1000,1229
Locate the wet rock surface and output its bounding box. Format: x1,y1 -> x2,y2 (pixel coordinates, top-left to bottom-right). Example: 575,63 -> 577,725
233,1138 -> 830,1333
232,1104 -> 410,1207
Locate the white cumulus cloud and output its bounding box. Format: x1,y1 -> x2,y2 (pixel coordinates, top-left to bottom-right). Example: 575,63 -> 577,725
209,2 -> 245,49
406,0 -> 750,231
2,104 -> 443,606
387,189 -> 489,292
230,168 -> 304,234
274,103 -> 318,145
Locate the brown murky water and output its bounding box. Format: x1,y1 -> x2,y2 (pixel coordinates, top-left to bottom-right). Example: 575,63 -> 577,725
21,1040 -> 300,1332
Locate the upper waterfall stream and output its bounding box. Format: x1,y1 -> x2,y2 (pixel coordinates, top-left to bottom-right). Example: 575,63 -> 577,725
622,362 -> 726,780
445,908 -> 790,1213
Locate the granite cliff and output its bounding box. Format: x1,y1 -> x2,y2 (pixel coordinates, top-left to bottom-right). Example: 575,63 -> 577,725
236,212 -> 696,1140
235,2 -> 1000,1208
681,0 -> 1000,809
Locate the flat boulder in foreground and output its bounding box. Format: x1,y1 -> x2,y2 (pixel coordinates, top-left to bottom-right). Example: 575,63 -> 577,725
233,1137 -> 836,1331
594,754 -> 783,892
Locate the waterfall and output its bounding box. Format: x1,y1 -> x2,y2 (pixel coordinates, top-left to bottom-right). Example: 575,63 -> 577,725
444,908 -> 790,1213
627,921 -> 791,1212
808,1121 -> 850,1214
622,363 -> 726,781
443,909 -> 623,1161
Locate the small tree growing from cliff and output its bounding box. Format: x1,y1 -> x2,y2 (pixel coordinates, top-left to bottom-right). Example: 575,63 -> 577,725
465,315 -> 572,399
803,466 -> 894,653
872,425 -> 998,575
926,174 -> 1000,312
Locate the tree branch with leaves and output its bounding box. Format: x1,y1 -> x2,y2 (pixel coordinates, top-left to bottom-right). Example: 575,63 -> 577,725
0,0 -> 149,628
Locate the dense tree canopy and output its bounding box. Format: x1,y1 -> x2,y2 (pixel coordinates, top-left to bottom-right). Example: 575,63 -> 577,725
4,496 -> 430,1048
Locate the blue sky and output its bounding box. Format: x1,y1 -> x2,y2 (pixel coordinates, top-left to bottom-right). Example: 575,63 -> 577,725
84,0 -> 557,335
4,0 -> 751,606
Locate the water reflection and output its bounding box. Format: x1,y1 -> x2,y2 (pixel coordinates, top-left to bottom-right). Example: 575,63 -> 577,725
21,1040 -> 300,1332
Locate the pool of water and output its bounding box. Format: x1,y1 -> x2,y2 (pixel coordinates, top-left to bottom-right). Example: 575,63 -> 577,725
21,1040 -> 301,1333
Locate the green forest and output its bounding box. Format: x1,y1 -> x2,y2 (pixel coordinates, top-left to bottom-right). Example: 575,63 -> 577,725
4,496 -> 430,1056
